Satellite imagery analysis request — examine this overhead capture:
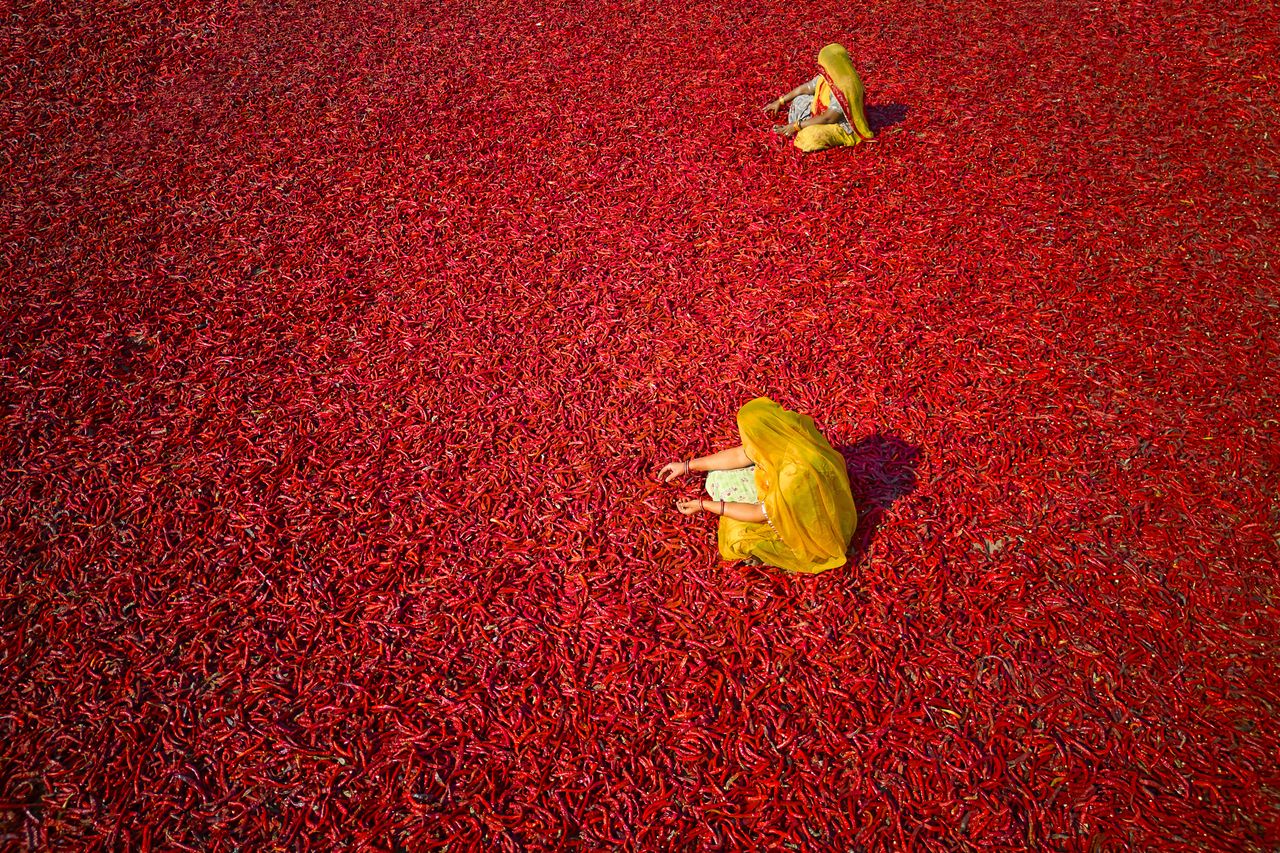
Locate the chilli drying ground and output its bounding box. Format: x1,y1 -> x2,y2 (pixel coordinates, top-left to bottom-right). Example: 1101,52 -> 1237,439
2,0 -> 1279,848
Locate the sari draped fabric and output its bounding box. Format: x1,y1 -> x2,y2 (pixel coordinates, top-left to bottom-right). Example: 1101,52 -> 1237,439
717,397 -> 857,574
795,43 -> 874,153
812,77 -> 834,115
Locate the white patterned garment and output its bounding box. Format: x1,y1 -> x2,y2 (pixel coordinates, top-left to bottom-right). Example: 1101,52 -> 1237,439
706,466 -> 760,504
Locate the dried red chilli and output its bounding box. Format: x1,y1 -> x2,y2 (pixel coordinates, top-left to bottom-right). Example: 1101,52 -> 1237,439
2,0 -> 1279,848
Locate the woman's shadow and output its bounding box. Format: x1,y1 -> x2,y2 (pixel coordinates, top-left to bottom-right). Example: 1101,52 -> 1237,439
838,434 -> 921,559
867,104 -> 909,133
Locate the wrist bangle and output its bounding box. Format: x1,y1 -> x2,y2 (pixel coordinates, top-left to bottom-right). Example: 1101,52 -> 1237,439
794,121 -> 803,133
684,459 -> 691,475
720,500 -> 726,515
699,498 -> 705,512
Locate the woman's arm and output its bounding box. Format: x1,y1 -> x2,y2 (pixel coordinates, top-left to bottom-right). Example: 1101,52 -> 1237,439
676,498 -> 767,523
763,79 -> 818,113
802,107 -> 842,126
658,446 -> 752,481
691,446 -> 751,472
776,107 -> 842,138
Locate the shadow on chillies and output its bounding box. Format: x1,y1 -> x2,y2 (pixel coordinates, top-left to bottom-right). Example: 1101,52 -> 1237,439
866,103 -> 909,133
837,434 -> 921,560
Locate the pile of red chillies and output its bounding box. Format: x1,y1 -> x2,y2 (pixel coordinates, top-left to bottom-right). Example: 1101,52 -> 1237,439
2,0 -> 1278,847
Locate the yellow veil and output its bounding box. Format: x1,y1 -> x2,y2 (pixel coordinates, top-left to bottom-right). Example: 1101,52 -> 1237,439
818,43 -> 873,141
717,397 -> 857,574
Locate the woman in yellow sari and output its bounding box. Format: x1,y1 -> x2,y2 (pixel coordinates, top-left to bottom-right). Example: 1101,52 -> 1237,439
658,397 -> 857,574
762,43 -> 874,153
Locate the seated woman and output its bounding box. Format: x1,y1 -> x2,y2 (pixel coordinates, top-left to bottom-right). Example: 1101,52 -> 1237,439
658,397 -> 857,574
762,43 -> 874,153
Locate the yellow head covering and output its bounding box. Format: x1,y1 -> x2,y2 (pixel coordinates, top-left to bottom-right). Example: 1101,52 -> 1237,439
817,43 -> 873,141
728,397 -> 857,573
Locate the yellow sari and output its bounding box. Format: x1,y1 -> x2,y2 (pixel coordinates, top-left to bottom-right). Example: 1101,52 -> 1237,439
794,43 -> 874,153
717,398 -> 857,574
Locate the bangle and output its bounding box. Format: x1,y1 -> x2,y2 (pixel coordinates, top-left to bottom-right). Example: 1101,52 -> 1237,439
684,459 -> 691,475
793,121 -> 802,133
720,500 -> 726,515
699,498 -> 705,512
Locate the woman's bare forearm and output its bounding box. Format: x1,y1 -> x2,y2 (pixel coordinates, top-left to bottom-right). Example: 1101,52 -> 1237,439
778,80 -> 817,104
705,500 -> 767,523
690,446 -> 752,472
802,107 -> 842,127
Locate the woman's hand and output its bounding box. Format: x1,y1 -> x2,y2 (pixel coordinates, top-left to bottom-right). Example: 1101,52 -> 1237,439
676,498 -> 707,516
658,461 -> 689,482
762,98 -> 783,116
773,122 -> 800,138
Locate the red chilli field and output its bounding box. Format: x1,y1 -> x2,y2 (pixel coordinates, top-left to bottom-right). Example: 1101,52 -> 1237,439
3,0 -> 1279,848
